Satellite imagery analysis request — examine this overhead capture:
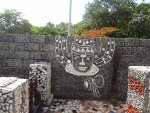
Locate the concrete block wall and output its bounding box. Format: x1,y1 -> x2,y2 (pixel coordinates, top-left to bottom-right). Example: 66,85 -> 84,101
113,38 -> 150,100
0,34 -> 55,78
0,34 -> 150,101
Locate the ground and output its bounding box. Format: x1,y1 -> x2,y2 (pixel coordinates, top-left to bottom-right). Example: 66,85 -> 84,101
37,99 -> 126,113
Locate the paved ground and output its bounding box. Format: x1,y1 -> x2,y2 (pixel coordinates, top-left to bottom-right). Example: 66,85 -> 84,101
37,99 -> 126,113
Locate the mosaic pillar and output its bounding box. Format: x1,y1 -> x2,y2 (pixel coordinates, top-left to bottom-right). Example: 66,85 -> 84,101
0,77 -> 29,113
126,66 -> 150,113
29,62 -> 53,105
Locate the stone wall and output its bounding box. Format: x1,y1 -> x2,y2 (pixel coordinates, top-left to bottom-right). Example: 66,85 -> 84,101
0,34 -> 55,78
0,34 -> 150,101
113,38 -> 150,100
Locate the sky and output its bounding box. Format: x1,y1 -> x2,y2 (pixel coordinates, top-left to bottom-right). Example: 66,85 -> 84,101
0,0 -> 149,26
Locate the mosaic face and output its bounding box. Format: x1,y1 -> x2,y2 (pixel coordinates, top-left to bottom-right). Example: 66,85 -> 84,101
72,52 -> 94,72
71,38 -> 95,72
55,36 -> 115,97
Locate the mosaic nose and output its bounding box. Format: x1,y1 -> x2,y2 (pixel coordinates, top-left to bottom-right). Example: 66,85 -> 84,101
79,55 -> 86,65
79,58 -> 85,65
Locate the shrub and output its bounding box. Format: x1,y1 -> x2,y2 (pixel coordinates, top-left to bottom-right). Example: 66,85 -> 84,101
80,27 -> 118,37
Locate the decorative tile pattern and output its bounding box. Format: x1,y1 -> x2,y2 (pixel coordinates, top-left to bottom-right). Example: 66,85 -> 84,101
0,77 -> 29,113
126,66 -> 150,113
55,36 -> 115,97
43,99 -> 125,113
30,62 -> 53,105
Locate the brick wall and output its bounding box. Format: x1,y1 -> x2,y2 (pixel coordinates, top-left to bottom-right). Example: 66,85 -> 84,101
0,34 -> 150,101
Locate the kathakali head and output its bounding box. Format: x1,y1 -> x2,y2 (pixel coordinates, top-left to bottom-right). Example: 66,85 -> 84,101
71,38 -> 95,72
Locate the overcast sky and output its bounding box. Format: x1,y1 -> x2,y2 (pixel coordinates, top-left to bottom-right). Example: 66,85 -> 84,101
0,0 -> 149,26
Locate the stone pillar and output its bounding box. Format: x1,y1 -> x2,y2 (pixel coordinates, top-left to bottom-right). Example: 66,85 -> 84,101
126,66 -> 150,113
0,77 -> 29,113
29,62 -> 53,105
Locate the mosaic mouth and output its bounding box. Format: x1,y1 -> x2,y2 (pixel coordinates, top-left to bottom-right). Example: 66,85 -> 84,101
78,66 -> 88,71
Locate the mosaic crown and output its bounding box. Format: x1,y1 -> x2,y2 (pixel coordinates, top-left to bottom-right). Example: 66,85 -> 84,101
71,38 -> 95,54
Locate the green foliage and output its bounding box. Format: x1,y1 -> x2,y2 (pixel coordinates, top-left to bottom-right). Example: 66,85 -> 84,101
31,22 -> 68,36
107,29 -> 128,38
0,9 -> 32,34
128,3 -> 150,38
83,0 -> 136,29
55,22 -> 68,36
82,0 -> 150,38
72,21 -> 92,35
31,25 -> 58,36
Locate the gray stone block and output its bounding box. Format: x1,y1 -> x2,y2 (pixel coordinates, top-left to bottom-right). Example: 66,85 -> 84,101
0,67 -> 23,77
29,52 -> 45,60
10,43 -> 24,51
40,43 -> 54,52
116,79 -> 128,101
30,35 -> 45,43
122,47 -> 132,55
0,42 -> 10,50
44,52 -> 55,60
0,51 -> 14,59
115,47 -> 123,55
131,47 -> 146,55
115,38 -> 125,47
6,59 -> 22,67
15,34 -> 30,42
124,38 -> 140,47
139,39 -> 150,47
45,36 -> 55,44
0,34 -> 16,42
22,60 -> 36,67
24,43 -> 39,51
14,51 -> 29,59
0,59 -> 8,67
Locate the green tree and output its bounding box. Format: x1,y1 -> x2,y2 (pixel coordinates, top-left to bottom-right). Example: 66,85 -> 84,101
55,22 -> 68,36
0,9 -> 31,34
83,0 -> 137,29
72,21 -> 91,35
31,22 -> 58,36
128,3 -> 150,38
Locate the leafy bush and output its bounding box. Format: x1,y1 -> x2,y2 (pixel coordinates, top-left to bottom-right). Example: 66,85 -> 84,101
80,27 -> 117,37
